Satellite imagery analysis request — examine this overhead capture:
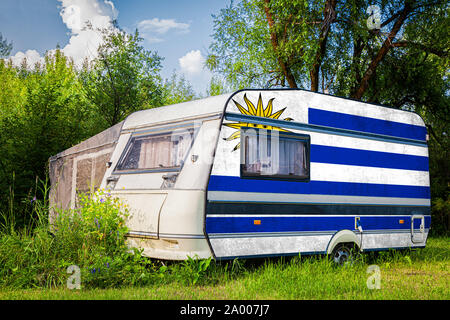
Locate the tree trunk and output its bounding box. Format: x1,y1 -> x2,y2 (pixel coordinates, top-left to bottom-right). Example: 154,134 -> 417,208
352,0 -> 414,100
263,0 -> 298,88
310,0 -> 337,92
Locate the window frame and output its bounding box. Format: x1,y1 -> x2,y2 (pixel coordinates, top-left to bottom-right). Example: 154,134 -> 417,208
239,127 -> 311,182
113,127 -> 196,175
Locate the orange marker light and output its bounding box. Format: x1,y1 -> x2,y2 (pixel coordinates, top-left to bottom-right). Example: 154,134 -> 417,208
254,220 -> 261,225
399,219 -> 404,224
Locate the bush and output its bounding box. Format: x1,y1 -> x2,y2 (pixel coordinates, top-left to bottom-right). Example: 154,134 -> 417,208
0,187 -> 243,290
0,189 -> 158,289
430,196 -> 450,236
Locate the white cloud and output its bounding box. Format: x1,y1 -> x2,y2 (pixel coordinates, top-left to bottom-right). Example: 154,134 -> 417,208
8,49 -> 44,68
8,0 -> 118,68
178,50 -> 205,75
138,18 -> 190,43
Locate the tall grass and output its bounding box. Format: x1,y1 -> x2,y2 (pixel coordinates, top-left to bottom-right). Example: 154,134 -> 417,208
0,183 -> 160,289
0,180 -> 448,299
0,182 -> 239,290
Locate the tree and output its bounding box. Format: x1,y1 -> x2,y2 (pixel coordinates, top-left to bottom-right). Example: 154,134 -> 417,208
81,26 -> 165,129
206,75 -> 232,96
0,32 -> 12,57
0,49 -> 92,224
162,71 -> 197,104
207,0 -> 448,98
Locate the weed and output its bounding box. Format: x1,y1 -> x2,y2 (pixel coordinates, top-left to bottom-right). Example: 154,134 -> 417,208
179,256 -> 212,285
0,186 -> 158,289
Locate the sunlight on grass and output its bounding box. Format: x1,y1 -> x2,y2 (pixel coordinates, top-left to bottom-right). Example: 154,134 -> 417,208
0,237 -> 448,300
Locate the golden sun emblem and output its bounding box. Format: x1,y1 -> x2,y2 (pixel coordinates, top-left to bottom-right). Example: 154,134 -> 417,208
224,93 -> 293,151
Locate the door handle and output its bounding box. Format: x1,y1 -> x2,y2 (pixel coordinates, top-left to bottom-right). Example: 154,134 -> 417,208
355,217 -> 363,232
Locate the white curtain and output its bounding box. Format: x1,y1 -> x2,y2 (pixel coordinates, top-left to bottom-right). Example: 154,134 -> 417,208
278,139 -> 304,176
137,131 -> 193,169
138,136 -> 172,168
244,132 -> 306,177
174,132 -> 193,166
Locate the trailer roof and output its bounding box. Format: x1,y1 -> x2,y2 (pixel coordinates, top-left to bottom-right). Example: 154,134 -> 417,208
122,89 -> 426,131
122,93 -> 230,130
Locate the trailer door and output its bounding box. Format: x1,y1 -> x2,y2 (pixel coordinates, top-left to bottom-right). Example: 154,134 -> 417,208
107,126 -> 197,239
112,192 -> 167,239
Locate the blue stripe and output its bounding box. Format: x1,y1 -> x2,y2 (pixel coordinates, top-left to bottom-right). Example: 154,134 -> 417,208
311,145 -> 429,171
225,112 -> 427,146
205,215 -> 431,234
206,216 -> 353,234
308,108 -> 427,141
207,175 -> 430,199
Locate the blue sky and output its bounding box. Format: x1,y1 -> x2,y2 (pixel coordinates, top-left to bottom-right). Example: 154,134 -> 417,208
0,0 -> 227,94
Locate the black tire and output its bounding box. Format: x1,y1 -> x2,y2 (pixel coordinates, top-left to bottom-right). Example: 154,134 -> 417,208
331,243 -> 354,266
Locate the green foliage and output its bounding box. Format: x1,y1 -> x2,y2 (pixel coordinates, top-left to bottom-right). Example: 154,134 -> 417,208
0,187 -> 159,289
180,256 -> 212,285
207,0 -> 277,89
0,25 -> 178,227
162,72 -> 197,104
431,197 -> 450,236
0,186 -> 231,290
0,33 -> 12,58
0,50 -> 94,226
81,27 -> 165,129
52,189 -> 130,258
206,75 -> 232,96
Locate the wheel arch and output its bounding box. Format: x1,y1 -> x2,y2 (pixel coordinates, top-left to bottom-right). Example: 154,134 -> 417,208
326,230 -> 361,255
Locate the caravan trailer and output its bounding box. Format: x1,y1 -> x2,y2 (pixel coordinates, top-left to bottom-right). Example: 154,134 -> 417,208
49,89 -> 431,262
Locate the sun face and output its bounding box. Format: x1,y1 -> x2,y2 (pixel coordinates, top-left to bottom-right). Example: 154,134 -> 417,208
224,93 -> 293,151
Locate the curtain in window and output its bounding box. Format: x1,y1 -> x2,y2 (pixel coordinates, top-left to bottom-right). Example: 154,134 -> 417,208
139,136 -> 172,168
244,132 -> 306,177
245,135 -> 260,173
278,139 -> 305,176
137,131 -> 193,169
174,132 -> 193,166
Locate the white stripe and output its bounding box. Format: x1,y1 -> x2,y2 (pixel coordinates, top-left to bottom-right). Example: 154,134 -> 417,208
311,163 -> 429,186
210,231 -> 428,257
362,231 -> 428,249
306,131 -> 428,156
210,234 -> 331,257
207,191 -> 431,206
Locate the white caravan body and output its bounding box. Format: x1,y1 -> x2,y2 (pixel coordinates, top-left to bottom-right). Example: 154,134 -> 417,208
49,89 -> 431,260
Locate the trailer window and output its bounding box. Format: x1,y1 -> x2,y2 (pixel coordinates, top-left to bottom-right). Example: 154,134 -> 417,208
241,128 -> 310,180
115,129 -> 194,172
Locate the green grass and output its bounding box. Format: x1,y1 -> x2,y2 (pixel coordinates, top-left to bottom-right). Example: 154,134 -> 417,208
1,237 -> 448,300
1,185 -> 448,299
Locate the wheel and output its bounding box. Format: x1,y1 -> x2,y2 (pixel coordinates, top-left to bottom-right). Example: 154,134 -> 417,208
331,243 -> 354,266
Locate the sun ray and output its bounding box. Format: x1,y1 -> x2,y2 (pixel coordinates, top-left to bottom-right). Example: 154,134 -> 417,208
223,131 -> 241,141
269,107 -> 286,119
256,94 -> 264,117
243,94 -> 257,115
224,95 -> 293,151
233,99 -> 251,116
232,142 -> 241,152
264,98 -> 274,117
